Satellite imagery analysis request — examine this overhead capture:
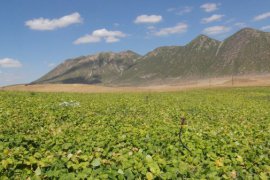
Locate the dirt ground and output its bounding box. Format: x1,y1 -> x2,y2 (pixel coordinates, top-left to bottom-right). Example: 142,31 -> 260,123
1,74 -> 270,93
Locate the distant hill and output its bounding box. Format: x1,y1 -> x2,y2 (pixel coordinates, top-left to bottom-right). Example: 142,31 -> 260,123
33,28 -> 270,85
33,51 -> 141,84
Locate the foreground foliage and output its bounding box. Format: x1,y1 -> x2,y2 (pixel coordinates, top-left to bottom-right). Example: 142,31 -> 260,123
0,87 -> 269,179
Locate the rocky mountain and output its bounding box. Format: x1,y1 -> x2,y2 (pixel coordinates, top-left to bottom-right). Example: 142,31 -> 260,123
209,28 -> 270,75
33,50 -> 141,84
34,28 -> 270,85
116,35 -> 221,85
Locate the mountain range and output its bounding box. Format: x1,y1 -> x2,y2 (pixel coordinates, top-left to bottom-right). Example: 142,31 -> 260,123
33,28 -> 270,86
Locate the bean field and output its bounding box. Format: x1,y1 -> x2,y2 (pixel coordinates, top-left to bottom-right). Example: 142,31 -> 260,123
0,87 -> 269,179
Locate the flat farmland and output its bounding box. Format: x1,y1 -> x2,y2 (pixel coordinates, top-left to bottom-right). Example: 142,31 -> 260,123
0,87 -> 269,179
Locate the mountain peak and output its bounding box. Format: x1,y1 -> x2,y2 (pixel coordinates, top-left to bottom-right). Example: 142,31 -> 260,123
83,50 -> 141,61
234,27 -> 263,38
187,34 -> 220,49
119,50 -> 141,57
238,27 -> 260,33
197,34 -> 211,39
192,34 -> 219,42
121,50 -> 138,54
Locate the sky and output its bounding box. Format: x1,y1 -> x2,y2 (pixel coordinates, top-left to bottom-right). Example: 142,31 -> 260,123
0,0 -> 270,86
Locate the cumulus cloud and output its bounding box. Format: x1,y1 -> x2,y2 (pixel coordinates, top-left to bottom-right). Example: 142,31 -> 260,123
154,23 -> 188,36
168,6 -> 193,15
261,25 -> 270,31
0,58 -> 22,68
253,12 -> 270,21
134,15 -> 162,24
200,3 -> 219,12
25,12 -> 83,31
203,26 -> 231,35
201,14 -> 224,24
75,35 -> 101,44
74,28 -> 126,44
234,22 -> 247,28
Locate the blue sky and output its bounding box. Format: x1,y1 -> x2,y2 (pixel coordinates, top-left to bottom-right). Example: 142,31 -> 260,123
0,0 -> 270,86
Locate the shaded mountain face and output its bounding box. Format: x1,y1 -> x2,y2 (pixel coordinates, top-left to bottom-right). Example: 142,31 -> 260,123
33,51 -> 141,84
34,28 -> 270,85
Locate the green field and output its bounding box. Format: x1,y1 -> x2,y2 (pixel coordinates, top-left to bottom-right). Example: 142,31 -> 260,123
0,88 -> 270,179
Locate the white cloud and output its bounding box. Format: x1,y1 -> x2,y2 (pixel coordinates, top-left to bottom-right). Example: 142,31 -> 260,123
253,12 -> 270,21
261,25 -> 270,31
200,3 -> 219,12
105,36 -> 119,43
147,26 -> 156,30
154,23 -> 188,36
134,15 -> 162,24
0,58 -> 22,68
74,28 -> 126,44
75,35 -> 101,44
225,18 -> 235,24
203,26 -> 231,35
168,6 -> 193,15
234,22 -> 247,28
201,14 -> 224,24
25,12 -> 83,31
48,63 -> 56,68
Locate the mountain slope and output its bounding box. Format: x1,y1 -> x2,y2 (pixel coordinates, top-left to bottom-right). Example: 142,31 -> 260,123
210,28 -> 270,75
116,28 -> 270,85
116,35 -> 221,84
34,28 -> 270,85
33,51 -> 141,84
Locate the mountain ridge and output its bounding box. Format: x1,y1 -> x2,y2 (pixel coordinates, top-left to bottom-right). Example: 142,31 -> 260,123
33,28 -> 270,85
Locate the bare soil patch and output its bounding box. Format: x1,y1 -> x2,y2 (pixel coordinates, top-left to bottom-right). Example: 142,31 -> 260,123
1,74 -> 270,93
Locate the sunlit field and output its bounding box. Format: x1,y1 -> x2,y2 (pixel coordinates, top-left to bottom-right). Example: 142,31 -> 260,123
0,87 -> 269,179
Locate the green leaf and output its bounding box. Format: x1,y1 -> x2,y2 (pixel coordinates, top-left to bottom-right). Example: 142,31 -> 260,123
118,169 -> 124,175
148,162 -> 160,175
146,172 -> 154,180
91,158 -> 101,167
125,169 -> 135,180
62,143 -> 72,150
145,155 -> 153,163
259,172 -> 268,180
35,167 -> 42,176
1,160 -> 9,169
